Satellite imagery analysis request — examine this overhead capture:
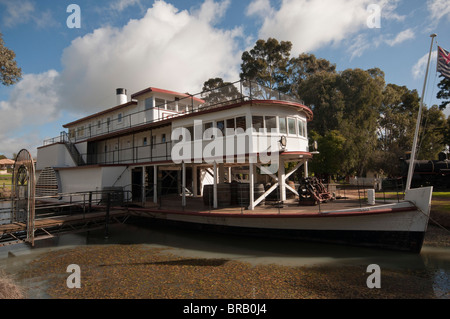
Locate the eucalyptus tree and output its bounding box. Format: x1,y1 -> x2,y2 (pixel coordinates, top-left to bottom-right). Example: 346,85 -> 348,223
0,33 -> 21,86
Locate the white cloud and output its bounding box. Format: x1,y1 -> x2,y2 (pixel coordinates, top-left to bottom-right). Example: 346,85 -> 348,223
427,0 -> 450,22
0,0 -> 57,28
246,0 -> 379,55
385,28 -> 415,46
110,0 -> 143,12
56,0 -> 242,112
0,70 -> 60,157
246,0 -> 274,17
412,50 -> 437,80
246,0 -> 408,56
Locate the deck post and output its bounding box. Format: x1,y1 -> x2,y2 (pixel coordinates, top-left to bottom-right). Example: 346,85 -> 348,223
153,165 -> 157,204
192,165 -> 198,197
141,165 -> 146,206
182,161 -> 186,207
249,162 -> 255,210
213,161 -> 218,209
278,158 -> 286,201
304,160 -> 308,177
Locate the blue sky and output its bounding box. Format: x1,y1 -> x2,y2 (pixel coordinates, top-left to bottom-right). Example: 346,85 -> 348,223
0,0 -> 449,158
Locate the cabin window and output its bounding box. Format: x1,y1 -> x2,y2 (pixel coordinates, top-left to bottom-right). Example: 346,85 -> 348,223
178,103 -> 187,113
216,120 -> 225,135
186,126 -> 194,141
298,119 -> 306,137
204,122 -> 213,140
236,116 -> 246,133
145,98 -> 153,110
155,98 -> 165,108
252,116 -> 264,132
69,129 -> 75,139
279,117 -> 287,134
143,137 -> 147,146
97,120 -> 101,129
288,118 -> 296,135
265,116 -> 277,133
118,113 -> 123,123
77,126 -> 85,138
161,134 -> 166,143
226,118 -> 235,135
167,100 -> 176,111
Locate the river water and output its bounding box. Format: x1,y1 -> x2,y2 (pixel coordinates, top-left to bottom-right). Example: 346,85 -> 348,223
0,221 -> 449,299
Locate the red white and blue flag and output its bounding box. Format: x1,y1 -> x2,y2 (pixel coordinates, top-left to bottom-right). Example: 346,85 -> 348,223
437,46 -> 450,79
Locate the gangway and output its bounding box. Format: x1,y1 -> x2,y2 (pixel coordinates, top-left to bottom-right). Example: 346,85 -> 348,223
0,190 -> 132,247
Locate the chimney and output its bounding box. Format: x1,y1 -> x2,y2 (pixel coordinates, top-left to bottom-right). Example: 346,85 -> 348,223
116,88 -> 127,105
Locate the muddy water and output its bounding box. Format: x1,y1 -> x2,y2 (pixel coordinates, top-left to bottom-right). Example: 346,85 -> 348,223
0,222 -> 449,299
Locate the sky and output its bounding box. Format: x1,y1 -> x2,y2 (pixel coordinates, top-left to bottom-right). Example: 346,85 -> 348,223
0,0 -> 450,158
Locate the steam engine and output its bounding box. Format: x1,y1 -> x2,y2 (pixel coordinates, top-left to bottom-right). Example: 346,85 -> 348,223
401,152 -> 450,189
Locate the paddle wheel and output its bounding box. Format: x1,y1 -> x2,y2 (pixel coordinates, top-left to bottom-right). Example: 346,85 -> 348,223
298,177 -> 334,205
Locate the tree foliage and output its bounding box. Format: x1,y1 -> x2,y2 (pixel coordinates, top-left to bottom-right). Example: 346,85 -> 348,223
0,33 -> 21,86
436,77 -> 450,110
205,38 -> 450,178
240,38 -> 292,91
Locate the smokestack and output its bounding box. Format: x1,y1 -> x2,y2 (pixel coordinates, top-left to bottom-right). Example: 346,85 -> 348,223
116,88 -> 127,105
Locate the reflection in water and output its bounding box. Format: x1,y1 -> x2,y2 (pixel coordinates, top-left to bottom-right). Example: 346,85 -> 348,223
0,221 -> 449,298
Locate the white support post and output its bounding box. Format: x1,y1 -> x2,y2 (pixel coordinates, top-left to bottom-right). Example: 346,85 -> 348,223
249,162 -> 255,210
153,165 -> 157,204
278,159 -> 286,201
304,160 -> 308,178
213,162 -> 218,209
193,165 -> 198,197
141,166 -> 146,207
182,162 -> 186,207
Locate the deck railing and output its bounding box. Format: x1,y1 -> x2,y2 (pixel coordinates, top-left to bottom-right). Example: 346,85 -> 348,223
42,79 -> 305,146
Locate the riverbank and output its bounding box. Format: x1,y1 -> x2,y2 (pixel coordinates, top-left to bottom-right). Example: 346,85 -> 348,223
1,193 -> 448,300
14,244 -> 441,299
3,220 -> 445,300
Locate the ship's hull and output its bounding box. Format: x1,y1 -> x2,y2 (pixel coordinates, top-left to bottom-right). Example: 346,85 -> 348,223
129,187 -> 433,253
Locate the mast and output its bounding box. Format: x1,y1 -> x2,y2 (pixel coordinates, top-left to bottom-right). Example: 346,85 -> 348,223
405,33 -> 437,191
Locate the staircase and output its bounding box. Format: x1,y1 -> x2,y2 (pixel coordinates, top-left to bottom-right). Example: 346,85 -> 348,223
61,132 -> 85,166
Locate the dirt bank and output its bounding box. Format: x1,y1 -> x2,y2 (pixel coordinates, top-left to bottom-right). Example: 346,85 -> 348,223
13,244 -> 441,299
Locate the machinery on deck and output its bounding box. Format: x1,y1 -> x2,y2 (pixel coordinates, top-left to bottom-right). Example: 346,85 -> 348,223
298,177 -> 334,205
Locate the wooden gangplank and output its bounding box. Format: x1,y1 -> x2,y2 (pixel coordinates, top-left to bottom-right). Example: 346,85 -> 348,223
0,207 -> 131,246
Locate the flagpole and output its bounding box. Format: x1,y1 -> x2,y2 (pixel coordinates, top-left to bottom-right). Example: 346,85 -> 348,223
405,33 -> 437,191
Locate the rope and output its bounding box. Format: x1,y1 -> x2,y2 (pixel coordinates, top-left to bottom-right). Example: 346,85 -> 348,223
406,200 -> 450,234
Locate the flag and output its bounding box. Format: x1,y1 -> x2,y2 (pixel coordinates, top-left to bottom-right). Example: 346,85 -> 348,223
437,46 -> 450,79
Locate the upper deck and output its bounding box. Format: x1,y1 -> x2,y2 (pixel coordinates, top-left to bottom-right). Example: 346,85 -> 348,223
38,80 -> 313,168
43,80 -> 312,145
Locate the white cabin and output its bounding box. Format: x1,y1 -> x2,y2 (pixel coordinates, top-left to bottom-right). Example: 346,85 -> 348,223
36,80 -> 313,209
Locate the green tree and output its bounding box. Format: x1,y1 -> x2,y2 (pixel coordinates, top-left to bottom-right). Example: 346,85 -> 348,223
436,77 -> 450,110
240,38 -> 292,94
0,33 -> 21,86
287,53 -> 336,97
417,105 -> 447,160
201,78 -> 241,106
309,130 -> 346,180
374,84 -> 420,176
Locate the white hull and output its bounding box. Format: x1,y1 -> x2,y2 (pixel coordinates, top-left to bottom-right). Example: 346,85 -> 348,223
129,187 -> 433,252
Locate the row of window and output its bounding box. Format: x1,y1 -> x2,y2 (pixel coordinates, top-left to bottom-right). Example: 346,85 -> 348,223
145,97 -> 188,113
182,115 -> 307,140
70,114 -> 307,141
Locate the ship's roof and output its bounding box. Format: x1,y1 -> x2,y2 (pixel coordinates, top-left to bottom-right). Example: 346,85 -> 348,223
131,87 -> 205,104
